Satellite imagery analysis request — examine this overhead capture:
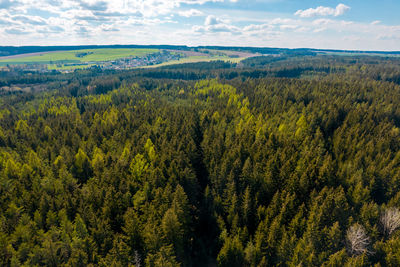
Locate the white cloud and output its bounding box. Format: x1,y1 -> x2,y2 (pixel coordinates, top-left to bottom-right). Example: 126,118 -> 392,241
12,15 -> 47,25
4,26 -> 32,35
378,34 -> 400,40
178,9 -> 203,17
295,3 -> 350,18
313,19 -> 333,26
104,0 -> 225,17
100,24 -> 119,32
270,18 -> 295,25
205,15 -> 221,25
295,27 -> 310,33
280,24 -> 298,30
335,4 -> 350,16
0,0 -> 398,51
243,23 -> 273,32
192,15 -> 239,34
313,27 -> 327,33
1,0 -> 224,18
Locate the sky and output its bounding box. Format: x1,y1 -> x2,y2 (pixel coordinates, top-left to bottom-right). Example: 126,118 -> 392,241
0,0 -> 399,51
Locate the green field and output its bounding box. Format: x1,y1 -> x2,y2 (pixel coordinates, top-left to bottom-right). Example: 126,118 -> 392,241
142,55 -> 246,68
0,48 -> 159,66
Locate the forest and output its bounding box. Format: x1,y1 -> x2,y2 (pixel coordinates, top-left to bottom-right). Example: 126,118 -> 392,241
1,55 -> 400,266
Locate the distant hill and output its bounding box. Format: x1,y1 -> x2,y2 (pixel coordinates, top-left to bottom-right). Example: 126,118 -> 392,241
0,45 -> 188,57
1,45 -> 399,57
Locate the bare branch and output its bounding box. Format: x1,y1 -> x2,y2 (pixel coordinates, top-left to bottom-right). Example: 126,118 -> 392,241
134,250 -> 141,267
346,224 -> 370,256
380,207 -> 400,236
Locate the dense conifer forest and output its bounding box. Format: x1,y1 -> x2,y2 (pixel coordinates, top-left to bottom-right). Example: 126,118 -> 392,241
2,55 -> 400,266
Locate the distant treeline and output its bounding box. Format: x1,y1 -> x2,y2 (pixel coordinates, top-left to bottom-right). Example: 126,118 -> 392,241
1,45 -> 399,57
0,45 -> 187,57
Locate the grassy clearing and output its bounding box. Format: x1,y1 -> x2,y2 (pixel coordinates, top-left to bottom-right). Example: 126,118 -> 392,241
0,48 -> 159,65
